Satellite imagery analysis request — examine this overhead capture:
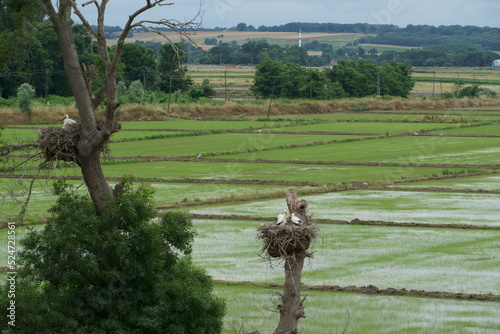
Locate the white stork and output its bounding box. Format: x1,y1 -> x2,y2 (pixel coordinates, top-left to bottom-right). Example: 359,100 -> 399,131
291,213 -> 302,226
62,115 -> 77,129
276,210 -> 287,225
197,153 -> 203,158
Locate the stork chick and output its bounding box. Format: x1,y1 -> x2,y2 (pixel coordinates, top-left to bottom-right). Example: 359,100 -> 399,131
276,210 -> 287,225
291,213 -> 302,226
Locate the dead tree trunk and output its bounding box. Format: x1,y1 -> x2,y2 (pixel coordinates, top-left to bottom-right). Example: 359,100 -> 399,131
257,188 -> 318,334
274,250 -> 307,334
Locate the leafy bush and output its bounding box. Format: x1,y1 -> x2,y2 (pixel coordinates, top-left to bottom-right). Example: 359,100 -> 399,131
117,80 -> 128,103
478,87 -> 498,98
0,179 -> 225,333
128,80 -> 146,104
17,83 -> 35,118
189,78 -> 216,99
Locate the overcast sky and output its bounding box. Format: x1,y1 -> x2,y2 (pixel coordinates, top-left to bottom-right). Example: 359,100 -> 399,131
77,0 -> 500,29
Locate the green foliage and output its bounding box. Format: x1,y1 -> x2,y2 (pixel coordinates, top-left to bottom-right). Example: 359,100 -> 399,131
253,58 -> 413,99
325,59 -> 414,98
118,43 -> 157,89
478,87 -> 498,98
0,179 -> 225,333
17,83 -> 35,118
452,82 -> 496,98
189,78 -> 216,99
127,80 -> 145,104
116,80 -> 128,102
158,43 -> 193,93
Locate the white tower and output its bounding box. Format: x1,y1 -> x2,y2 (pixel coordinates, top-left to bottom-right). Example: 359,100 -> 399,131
298,28 -> 302,47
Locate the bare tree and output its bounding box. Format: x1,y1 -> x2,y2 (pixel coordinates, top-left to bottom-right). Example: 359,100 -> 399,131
37,0 -> 200,213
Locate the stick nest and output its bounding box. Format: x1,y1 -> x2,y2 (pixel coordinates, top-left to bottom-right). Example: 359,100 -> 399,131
257,223 -> 319,258
37,121 -> 110,165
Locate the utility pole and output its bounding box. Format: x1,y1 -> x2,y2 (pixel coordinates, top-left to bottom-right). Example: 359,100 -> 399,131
376,66 -> 381,98
45,69 -> 49,105
432,71 -> 436,96
267,78 -> 276,120
167,75 -> 172,113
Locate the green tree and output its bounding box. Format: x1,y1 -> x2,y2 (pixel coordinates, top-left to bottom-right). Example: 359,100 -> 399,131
158,42 -> 192,93
116,80 -> 128,102
324,59 -> 368,97
127,80 -> 145,104
17,83 -> 35,119
119,43 -> 157,89
280,62 -> 307,98
300,69 -> 345,99
0,0 -> 45,98
283,45 -> 309,66
205,43 -> 234,65
379,61 -> 414,97
251,58 -> 283,98
236,22 -> 247,31
0,179 -> 225,333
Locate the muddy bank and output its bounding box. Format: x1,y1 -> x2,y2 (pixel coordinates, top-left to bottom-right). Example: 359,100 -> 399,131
215,280 -> 500,301
189,214 -> 500,230
101,155 -> 500,170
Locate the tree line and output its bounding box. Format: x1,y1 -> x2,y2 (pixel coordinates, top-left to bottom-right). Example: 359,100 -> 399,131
253,22 -> 500,51
251,58 -> 414,99
198,40 -> 497,68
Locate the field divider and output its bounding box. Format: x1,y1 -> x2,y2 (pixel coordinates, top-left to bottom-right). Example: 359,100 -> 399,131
3,209 -> 499,231
188,214 -> 500,230
108,155 -> 499,169
214,280 -> 500,302
3,172 -> 500,190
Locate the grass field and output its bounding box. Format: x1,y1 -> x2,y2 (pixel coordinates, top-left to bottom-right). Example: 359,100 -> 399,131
1,103 -> 500,333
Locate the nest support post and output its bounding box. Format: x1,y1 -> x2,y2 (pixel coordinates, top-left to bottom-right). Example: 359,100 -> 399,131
274,250 -> 307,334
257,188 -> 318,334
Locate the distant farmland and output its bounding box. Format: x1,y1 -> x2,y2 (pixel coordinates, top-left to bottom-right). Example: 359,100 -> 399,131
122,30 -> 374,50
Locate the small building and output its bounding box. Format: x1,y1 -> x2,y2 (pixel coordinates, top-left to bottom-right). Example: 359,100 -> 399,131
492,59 -> 500,67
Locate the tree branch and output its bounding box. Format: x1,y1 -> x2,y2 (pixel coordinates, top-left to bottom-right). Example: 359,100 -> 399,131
70,1 -> 99,39
0,143 -> 39,157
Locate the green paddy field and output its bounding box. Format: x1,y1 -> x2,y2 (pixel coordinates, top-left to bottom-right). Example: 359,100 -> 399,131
1,105 -> 499,333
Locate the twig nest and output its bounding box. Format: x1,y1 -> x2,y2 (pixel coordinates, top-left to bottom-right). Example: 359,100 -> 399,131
257,223 -> 318,258
37,125 -> 81,163
37,120 -> 110,164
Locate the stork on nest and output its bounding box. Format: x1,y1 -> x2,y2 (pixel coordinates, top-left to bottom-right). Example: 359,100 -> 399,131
257,188 -> 318,259
36,118 -> 110,166
257,223 -> 318,259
